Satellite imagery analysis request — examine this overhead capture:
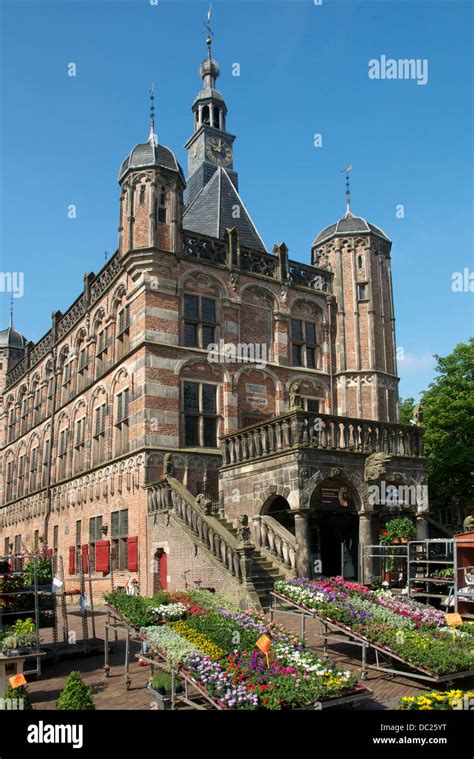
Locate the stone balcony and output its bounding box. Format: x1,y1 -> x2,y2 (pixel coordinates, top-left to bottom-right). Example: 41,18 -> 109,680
221,410 -> 424,467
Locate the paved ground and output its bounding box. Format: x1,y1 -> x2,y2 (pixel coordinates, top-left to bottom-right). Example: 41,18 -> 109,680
24,603 -> 474,711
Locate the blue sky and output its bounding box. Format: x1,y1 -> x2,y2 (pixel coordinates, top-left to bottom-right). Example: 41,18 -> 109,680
0,0 -> 472,401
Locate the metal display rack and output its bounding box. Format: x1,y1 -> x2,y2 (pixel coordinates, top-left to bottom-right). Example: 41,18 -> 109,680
407,539 -> 455,606
360,544 -> 408,589
0,552 -> 55,677
270,590 -> 474,685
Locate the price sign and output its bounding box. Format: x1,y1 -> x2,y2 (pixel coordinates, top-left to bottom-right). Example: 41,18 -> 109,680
9,673 -> 27,688
256,634 -> 271,654
445,613 -> 462,626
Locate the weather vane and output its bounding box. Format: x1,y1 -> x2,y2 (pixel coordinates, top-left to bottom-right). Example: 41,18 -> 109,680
148,82 -> 158,145
204,4 -> 214,56
340,164 -> 352,214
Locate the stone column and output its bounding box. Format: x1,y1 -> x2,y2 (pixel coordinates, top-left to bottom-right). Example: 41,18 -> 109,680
416,514 -> 429,540
294,509 -> 312,577
359,512 -> 374,584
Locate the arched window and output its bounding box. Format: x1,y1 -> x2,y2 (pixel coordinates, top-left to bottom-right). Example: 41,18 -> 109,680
116,302 -> 130,360
213,106 -> 220,128
92,391 -> 108,465
72,407 -> 87,474
76,332 -> 89,394
57,418 -> 70,481
183,293 -> 217,349
17,446 -> 27,498
29,442 -> 39,492
202,105 -> 210,125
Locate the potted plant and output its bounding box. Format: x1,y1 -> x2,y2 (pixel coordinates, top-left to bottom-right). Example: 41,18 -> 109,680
56,671 -> 95,710
381,518 -> 416,545
23,555 -> 53,591
147,671 -> 180,710
1,618 -> 38,655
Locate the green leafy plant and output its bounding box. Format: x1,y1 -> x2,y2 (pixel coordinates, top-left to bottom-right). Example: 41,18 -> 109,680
0,683 -> 33,710
149,671 -> 175,695
2,617 -> 38,651
23,556 -> 53,586
381,518 -> 416,544
56,671 -> 95,710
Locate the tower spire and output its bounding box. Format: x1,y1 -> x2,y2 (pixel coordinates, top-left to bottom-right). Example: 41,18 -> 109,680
9,293 -> 13,328
148,83 -> 158,146
204,3 -> 214,59
341,164 -> 353,216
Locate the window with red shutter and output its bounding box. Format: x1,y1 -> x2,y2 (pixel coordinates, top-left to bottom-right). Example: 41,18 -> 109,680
95,540 -> 110,573
127,536 -> 138,571
81,544 -> 89,574
68,545 -> 76,575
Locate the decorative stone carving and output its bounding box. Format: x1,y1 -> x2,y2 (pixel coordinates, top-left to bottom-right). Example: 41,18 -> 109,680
163,453 -> 174,477
196,493 -> 213,515
237,514 -> 251,544
289,382 -> 302,411
364,452 -> 392,482
412,403 -> 424,426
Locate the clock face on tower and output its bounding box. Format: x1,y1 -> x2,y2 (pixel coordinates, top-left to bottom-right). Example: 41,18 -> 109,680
205,136 -> 233,166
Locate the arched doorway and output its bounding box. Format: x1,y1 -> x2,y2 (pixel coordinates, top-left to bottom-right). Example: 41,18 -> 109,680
262,495 -> 295,535
309,478 -> 359,579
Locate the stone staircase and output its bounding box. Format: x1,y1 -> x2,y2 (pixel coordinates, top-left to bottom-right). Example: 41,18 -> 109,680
217,514 -> 288,609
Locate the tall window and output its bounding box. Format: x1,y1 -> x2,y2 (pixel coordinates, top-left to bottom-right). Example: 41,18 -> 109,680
33,384 -> 42,425
34,530 -> 39,553
58,428 -> 68,480
95,328 -> 108,378
73,417 -> 86,473
62,361 -> 73,402
7,406 -> 16,442
30,446 -> 39,492
111,509 -> 128,570
42,438 -> 51,487
14,535 -> 21,571
46,374 -> 54,416
53,525 -> 58,573
75,520 -> 82,573
116,305 -> 130,359
291,319 -> 318,369
20,395 -> 29,435
89,516 -> 102,573
4,537 -> 9,558
77,345 -> 89,392
6,460 -> 14,502
183,295 -> 217,349
183,382 -> 218,448
114,389 -> 129,456
17,454 -> 26,498
92,404 -> 107,464
156,185 -> 167,223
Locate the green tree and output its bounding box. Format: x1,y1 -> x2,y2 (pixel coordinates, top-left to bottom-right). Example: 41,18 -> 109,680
421,339 -> 474,525
56,671 -> 95,710
399,397 -> 416,424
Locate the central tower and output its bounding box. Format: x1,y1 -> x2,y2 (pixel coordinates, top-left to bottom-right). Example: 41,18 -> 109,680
184,35 -> 239,207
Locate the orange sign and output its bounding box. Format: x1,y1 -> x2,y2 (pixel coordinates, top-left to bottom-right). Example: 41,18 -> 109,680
9,673 -> 27,688
256,634 -> 271,654
445,613 -> 463,626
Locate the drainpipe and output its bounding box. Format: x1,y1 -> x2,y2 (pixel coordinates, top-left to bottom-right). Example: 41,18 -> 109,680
326,295 -> 335,415
43,312 -> 60,548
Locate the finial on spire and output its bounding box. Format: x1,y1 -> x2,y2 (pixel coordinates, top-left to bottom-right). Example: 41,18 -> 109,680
204,3 -> 214,58
340,164 -> 353,216
148,83 -> 158,146
9,293 -> 13,328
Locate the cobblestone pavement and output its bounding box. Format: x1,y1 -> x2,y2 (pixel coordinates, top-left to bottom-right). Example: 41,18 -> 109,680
23,603 -> 474,711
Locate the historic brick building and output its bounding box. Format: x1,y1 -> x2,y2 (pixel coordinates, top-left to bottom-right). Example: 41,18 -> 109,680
0,39 -> 428,608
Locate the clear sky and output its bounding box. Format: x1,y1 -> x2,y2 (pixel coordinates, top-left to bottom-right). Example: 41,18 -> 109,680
0,0 -> 472,401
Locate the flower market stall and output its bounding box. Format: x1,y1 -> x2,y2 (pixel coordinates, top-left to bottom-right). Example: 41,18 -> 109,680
103,589 -> 373,710
272,577 -> 474,684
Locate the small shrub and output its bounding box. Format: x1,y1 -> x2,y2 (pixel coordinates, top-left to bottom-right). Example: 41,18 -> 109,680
0,683 -> 33,710
56,671 -> 95,710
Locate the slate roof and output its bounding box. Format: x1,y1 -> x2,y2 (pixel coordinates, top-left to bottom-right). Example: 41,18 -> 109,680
119,141 -> 185,183
183,167 -> 267,252
0,325 -> 26,350
313,210 -> 390,246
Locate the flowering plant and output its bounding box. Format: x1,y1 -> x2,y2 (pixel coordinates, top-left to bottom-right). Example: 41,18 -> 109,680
151,602 -> 188,621
143,625 -> 203,669
400,690 -> 474,710
169,620 -> 225,661
183,653 -> 258,709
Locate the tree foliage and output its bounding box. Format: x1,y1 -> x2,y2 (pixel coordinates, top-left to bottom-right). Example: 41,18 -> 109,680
421,339 -> 474,519
399,397 -> 416,425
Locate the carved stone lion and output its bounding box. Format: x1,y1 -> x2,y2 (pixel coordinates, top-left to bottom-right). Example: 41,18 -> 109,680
196,493 -> 213,515
364,452 -> 392,482
163,453 -> 174,476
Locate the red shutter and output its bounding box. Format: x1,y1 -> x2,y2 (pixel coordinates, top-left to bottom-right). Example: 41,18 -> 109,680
81,544 -> 89,574
159,551 -> 168,590
68,546 -> 76,575
127,536 -> 138,571
95,540 -> 110,573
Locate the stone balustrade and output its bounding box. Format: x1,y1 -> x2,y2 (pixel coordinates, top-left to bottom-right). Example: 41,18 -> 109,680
252,515 -> 296,573
146,476 -> 253,583
221,410 -> 424,466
